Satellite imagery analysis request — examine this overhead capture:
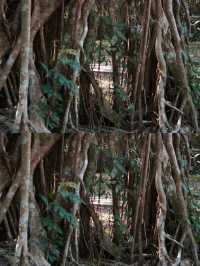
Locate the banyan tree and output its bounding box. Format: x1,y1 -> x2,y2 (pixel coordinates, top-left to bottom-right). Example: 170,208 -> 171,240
0,0 -> 199,266
0,133 -> 200,265
0,0 -> 199,132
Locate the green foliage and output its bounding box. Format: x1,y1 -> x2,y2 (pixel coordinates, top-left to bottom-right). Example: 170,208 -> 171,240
189,63 -> 200,108
40,216 -> 64,263
101,16 -> 128,45
41,63 -> 79,96
37,82 -> 63,130
110,157 -> 127,195
42,217 -> 63,235
39,189 -> 80,264
58,183 -> 85,205
40,236 -> 63,264
115,88 -> 129,102
189,200 -> 200,243
40,194 -> 78,226
37,61 -> 80,129
94,147 -> 128,196
59,58 -> 81,71
188,174 -> 200,244
86,16 -> 128,65
118,222 -> 129,235
102,17 -> 128,61
115,87 -> 135,114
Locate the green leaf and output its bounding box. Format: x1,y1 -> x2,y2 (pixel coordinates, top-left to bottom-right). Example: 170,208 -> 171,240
42,217 -> 63,235
116,88 -> 128,101
54,73 -> 69,87
59,190 -> 83,204
60,58 -> 81,71
116,29 -> 127,42
41,63 -> 49,74
111,167 -> 118,178
50,203 -> 78,226
40,195 -> 49,207
41,63 -> 54,77
41,84 -> 53,97
127,104 -> 135,112
114,159 -> 127,174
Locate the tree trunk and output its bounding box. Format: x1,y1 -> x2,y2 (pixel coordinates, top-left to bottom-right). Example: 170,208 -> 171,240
15,0 -> 31,127
15,126 -> 31,266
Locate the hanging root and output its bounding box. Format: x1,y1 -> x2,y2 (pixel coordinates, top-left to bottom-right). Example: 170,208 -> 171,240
154,132 -> 172,266
162,133 -> 199,266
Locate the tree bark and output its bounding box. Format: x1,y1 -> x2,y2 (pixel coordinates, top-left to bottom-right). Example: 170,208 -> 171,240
15,126 -> 31,266
15,0 -> 31,127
